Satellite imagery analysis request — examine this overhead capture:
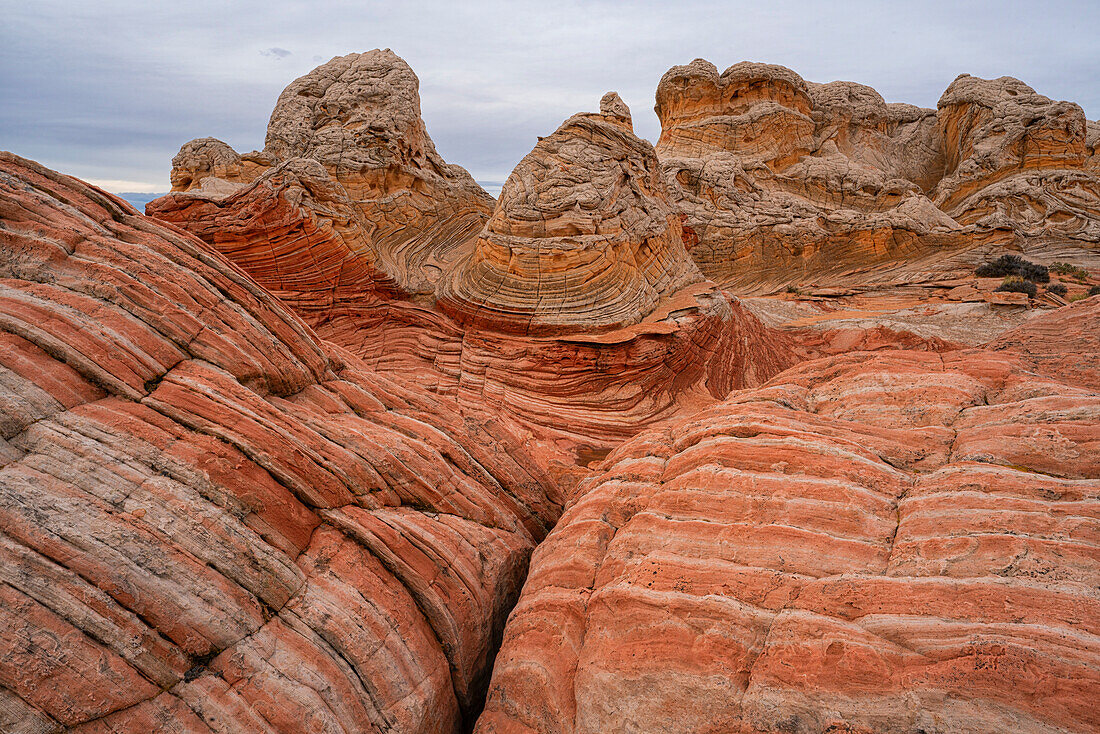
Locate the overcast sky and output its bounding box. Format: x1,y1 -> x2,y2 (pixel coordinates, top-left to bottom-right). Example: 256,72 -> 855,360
3,0 -> 1098,194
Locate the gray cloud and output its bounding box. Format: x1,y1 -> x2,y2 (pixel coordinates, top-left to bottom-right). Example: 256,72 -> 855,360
2,0 -> 1098,193
261,47 -> 292,59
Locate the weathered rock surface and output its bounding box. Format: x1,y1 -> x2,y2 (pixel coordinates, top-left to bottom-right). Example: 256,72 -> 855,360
154,88 -> 796,445
427,95 -> 793,441
7,51 -> 1099,734
477,298 -> 1100,734
154,50 -> 493,296
656,60 -> 1100,293
933,74 -> 1100,244
438,95 -> 704,335
0,152 -> 560,732
151,158 -> 400,326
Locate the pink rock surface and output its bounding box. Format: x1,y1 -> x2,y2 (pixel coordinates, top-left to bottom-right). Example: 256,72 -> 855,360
476,302 -> 1100,734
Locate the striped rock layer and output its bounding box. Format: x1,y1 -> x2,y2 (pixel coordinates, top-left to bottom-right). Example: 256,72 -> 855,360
437,96 -> 704,336
0,152 -> 561,733
155,49 -> 493,296
151,89 -> 796,445
476,298 -> 1100,734
4,49 -> 1099,734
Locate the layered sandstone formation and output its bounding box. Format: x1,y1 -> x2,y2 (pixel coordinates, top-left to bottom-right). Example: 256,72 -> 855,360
429,93 -> 792,440
438,92 -> 703,336
477,298 -> 1100,734
6,49 -> 1098,734
656,60 -> 1100,292
154,50 -> 493,296
153,81 -> 796,444
0,152 -> 560,732
152,158 -> 400,325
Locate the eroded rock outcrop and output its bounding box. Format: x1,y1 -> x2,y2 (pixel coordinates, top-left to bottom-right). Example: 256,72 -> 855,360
476,299 -> 1100,734
154,50 -> 493,296
0,152 -> 560,733
438,94 -> 704,335
151,158 -> 400,324
656,61 -> 1100,293
428,95 -> 794,441
155,83 -> 796,446
933,74 -> 1100,244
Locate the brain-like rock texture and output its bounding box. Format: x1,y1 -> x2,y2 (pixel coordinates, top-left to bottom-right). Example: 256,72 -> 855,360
656,60 -> 1100,292
0,152 -> 560,732
155,50 -> 493,296
439,95 -> 704,335
477,299 -> 1100,734
933,74 -> 1100,242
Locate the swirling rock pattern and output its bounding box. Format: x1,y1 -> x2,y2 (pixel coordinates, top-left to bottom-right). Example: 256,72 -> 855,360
476,299 -> 1100,734
150,157 -> 401,324
0,152 -> 560,733
6,49 -> 1098,734
438,96 -> 704,336
153,86 -> 796,444
656,60 -> 1100,293
156,50 -> 493,296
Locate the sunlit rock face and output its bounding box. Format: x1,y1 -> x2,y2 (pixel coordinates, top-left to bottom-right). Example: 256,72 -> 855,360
0,152 -> 559,733
476,298 -> 1100,734
656,60 -> 1100,293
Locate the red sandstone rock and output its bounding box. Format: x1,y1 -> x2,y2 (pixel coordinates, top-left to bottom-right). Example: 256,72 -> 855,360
6,51 -> 1099,734
153,50 -> 492,297
0,151 -> 559,732
152,85 -> 796,445
476,301 -> 1100,734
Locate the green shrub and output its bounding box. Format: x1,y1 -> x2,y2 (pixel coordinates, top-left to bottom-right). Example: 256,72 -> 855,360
1051,262 -> 1090,280
995,276 -> 1037,298
1089,285 -> 1100,297
1046,283 -> 1068,296
976,254 -> 1049,283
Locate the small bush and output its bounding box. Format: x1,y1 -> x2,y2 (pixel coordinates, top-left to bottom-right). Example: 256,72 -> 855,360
1046,283 -> 1068,296
1051,262 -> 1090,280
976,254 -> 1049,283
1089,285 -> 1100,297
995,276 -> 1037,298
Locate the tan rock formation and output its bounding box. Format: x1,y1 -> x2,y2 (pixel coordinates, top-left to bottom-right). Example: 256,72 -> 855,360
476,299 -> 1100,734
932,74 -> 1100,243
153,88 -> 796,445
1087,120 -> 1100,171
656,60 -> 971,293
156,50 -> 493,295
0,152 -> 559,732
168,137 -> 273,194
438,95 -> 704,335
656,62 -> 1100,293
